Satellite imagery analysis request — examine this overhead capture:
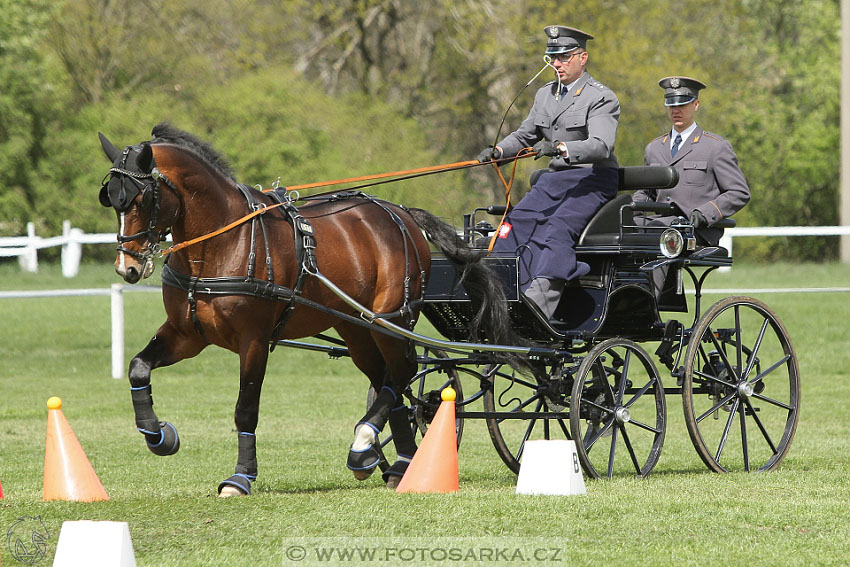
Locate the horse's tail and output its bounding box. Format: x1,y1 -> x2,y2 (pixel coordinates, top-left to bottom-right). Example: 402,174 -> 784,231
406,207 -> 530,367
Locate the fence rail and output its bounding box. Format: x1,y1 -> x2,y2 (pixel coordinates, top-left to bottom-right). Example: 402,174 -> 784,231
3,221 -> 850,277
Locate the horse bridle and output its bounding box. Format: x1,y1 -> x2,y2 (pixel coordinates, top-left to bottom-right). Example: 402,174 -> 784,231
103,146 -> 180,276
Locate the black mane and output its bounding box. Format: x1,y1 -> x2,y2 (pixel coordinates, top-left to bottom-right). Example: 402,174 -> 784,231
150,122 -> 236,180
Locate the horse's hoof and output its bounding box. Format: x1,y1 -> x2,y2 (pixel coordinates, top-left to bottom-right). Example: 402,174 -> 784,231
218,473 -> 252,496
352,468 -> 375,481
218,485 -> 246,498
346,443 -> 381,481
145,421 -> 180,456
382,459 -> 410,488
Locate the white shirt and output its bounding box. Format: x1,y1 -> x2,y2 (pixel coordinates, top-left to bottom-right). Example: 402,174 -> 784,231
671,122 -> 698,149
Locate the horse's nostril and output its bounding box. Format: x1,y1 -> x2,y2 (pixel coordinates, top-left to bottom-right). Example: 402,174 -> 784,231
125,266 -> 140,283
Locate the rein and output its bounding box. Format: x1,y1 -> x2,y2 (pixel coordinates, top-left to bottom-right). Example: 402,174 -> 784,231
151,153 -> 535,257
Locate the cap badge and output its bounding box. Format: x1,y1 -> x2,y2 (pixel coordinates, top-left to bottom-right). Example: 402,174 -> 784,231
670,77 -> 680,88
548,27 -> 559,38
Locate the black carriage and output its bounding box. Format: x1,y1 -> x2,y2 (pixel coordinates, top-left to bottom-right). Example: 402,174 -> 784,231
350,166 -> 800,480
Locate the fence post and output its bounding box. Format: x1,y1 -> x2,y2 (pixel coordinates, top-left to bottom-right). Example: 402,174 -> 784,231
19,222 -> 38,273
111,284 -> 125,379
61,221 -> 84,278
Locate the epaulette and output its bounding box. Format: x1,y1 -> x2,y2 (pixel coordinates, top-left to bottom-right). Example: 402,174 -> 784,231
702,131 -> 725,142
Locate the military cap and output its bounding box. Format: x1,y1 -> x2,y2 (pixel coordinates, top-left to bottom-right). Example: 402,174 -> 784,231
659,76 -> 707,107
544,25 -> 593,54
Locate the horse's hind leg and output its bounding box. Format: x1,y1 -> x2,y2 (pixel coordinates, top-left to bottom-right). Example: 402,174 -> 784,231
218,339 -> 270,497
128,321 -> 205,457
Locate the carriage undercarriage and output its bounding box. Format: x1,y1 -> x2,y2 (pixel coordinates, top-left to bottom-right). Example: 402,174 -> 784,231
277,167 -> 801,480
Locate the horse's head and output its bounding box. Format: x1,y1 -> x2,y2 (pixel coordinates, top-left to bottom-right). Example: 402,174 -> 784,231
99,132 -> 180,283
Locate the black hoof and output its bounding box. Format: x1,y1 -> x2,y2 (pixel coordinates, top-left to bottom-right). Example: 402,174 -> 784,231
218,474 -> 252,496
347,444 -> 381,480
382,459 -> 410,488
145,421 -> 180,456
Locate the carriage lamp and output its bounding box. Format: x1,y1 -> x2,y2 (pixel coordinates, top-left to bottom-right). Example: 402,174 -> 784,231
660,228 -> 684,258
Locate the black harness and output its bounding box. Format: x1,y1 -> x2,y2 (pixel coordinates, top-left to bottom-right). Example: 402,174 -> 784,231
157,187 -> 426,348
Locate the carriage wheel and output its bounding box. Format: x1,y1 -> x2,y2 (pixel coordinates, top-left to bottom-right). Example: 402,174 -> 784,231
682,296 -> 800,473
570,338 -> 666,479
367,348 -> 463,472
483,359 -> 574,474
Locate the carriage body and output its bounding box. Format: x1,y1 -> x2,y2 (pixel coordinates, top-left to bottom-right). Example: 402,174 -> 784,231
398,166 -> 800,479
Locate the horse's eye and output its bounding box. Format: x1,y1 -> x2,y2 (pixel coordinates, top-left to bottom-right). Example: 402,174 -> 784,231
140,187 -> 154,210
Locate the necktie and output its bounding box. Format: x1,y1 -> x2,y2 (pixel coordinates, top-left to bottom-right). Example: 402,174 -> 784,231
671,134 -> 682,158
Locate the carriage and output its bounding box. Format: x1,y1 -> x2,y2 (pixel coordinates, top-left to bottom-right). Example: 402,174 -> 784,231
284,165 -> 801,480
99,125 -> 800,494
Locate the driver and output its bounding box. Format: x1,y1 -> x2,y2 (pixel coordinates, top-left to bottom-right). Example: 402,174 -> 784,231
477,25 -> 620,323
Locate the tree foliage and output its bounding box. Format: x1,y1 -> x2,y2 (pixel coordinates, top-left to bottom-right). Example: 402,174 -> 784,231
0,0 -> 841,262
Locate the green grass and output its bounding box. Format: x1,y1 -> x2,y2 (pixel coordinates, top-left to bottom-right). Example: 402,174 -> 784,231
1,261 -> 849,566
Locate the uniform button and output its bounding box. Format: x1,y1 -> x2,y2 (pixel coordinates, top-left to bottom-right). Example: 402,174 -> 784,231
666,197 -> 671,201
554,125 -> 559,130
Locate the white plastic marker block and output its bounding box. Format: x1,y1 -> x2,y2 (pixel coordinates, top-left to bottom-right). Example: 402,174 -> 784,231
53,521 -> 136,567
515,440 -> 586,496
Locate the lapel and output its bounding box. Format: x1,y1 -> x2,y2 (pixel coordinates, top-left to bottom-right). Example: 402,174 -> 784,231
668,125 -> 703,166
552,71 -> 589,120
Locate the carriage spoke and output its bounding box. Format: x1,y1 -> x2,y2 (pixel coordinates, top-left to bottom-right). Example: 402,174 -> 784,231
742,318 -> 770,380
695,390 -> 738,424
692,366 -> 735,388
617,351 -> 631,400
739,402 -> 750,472
627,417 -> 662,435
750,355 -> 792,387
744,398 -> 779,454
734,305 -> 743,371
706,328 -> 741,382
514,399 -> 543,462
624,377 -> 656,409
620,426 -> 643,475
751,391 -> 794,411
714,398 -> 740,463
584,418 -> 616,453
607,426 -> 620,478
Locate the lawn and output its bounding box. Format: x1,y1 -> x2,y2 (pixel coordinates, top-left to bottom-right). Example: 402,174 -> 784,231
1,261 -> 849,566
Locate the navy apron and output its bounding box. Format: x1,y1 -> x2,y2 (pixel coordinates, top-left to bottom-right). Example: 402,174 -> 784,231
492,168 -> 618,291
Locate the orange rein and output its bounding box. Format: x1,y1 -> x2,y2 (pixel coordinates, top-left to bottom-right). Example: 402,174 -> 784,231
159,152 -> 535,257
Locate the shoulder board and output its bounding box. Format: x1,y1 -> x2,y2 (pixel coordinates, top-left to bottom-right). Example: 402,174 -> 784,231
652,133 -> 667,143
702,131 -> 726,142
584,78 -> 608,91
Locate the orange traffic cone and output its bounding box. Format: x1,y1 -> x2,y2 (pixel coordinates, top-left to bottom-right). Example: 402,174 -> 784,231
0,478 -> 4,499
43,397 -> 109,502
396,387 -> 459,493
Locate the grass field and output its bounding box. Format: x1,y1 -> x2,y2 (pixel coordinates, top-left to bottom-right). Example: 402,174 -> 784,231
1,261 -> 849,566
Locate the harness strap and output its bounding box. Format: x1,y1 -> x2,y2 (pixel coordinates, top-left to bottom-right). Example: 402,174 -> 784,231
268,191 -> 318,349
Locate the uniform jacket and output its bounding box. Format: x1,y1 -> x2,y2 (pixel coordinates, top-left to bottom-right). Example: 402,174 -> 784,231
497,71 -> 619,169
635,125 -> 750,245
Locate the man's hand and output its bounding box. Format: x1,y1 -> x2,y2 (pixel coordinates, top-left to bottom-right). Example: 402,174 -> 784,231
690,209 -> 708,228
477,146 -> 501,163
532,140 -> 561,160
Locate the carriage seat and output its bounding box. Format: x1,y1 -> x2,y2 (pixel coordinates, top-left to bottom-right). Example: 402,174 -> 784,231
576,166 -> 680,247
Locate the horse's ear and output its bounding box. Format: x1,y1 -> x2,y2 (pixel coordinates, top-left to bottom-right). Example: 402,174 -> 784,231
98,132 -> 121,162
136,143 -> 154,173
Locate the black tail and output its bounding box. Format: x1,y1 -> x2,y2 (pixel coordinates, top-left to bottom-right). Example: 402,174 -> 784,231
407,208 -> 530,367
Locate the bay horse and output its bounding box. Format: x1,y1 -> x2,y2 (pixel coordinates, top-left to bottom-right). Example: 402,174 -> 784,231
98,123 -> 516,495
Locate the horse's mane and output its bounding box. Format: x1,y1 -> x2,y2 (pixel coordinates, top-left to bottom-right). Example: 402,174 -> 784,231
150,122 -> 236,181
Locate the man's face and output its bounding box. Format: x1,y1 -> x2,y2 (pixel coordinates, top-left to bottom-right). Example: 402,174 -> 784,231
551,50 -> 587,85
667,99 -> 699,132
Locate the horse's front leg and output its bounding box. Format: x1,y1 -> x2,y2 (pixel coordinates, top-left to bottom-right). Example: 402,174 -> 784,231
129,321 -> 206,456
218,339 -> 269,497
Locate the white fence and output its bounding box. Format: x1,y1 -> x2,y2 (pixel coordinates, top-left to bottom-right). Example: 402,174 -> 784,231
0,284 -> 160,379
3,222 -> 850,277
0,221 -> 170,277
